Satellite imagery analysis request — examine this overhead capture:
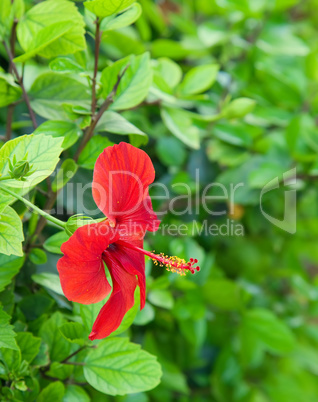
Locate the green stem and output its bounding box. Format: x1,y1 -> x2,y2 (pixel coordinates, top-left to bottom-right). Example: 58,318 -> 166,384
0,175 -> 12,181
0,185 -> 66,229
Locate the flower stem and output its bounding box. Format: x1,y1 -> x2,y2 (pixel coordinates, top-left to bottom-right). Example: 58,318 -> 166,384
0,185 -> 66,229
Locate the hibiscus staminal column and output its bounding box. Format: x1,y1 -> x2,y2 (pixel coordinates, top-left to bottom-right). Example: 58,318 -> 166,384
118,241 -> 200,275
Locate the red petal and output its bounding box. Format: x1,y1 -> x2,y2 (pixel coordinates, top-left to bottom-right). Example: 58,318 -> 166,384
89,249 -> 138,340
109,236 -> 146,309
57,222 -> 112,304
92,142 -> 159,232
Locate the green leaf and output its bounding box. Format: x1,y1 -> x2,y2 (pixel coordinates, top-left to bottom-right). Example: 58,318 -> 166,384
156,137 -> 186,166
161,107 -> 200,149
0,306 -> 18,350
84,337 -> 162,395
52,159 -> 78,192
0,345 -> 21,372
19,293 -> 54,321
15,332 -> 41,364
101,53 -> 152,110
59,322 -> 86,346
34,121 -> 82,150
43,231 -> 69,255
257,26 -> 309,56
0,133 -> 63,189
286,115 -> 317,161
96,111 -> 147,145
16,0 -> 85,61
84,0 -> 136,18
37,381 -> 65,402
153,58 -> 183,90
97,110 -> 146,136
63,385 -> 90,402
78,135 -> 113,170
134,302 -> 155,325
31,273 -> 64,296
212,123 -> 254,147
0,206 -> 23,257
49,57 -> 85,74
101,3 -> 142,32
32,342 -> 50,368
179,64 -> 219,96
0,72 -> 22,107
148,289 -> 174,310
46,362 -> 73,381
39,312 -> 71,362
29,248 -> 47,265
80,299 -> 106,332
0,0 -> 14,41
241,309 -> 296,354
14,21 -> 76,64
0,254 -> 24,292
152,39 -> 190,60
222,98 -> 256,119
29,73 -> 91,120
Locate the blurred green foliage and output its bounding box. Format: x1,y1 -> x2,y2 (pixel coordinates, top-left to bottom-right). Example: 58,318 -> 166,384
1,0 -> 318,401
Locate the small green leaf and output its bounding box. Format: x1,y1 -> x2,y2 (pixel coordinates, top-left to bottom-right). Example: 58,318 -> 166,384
78,135 -> 113,170
32,273 -> 63,296
80,299 -> 107,332
0,134 -> 63,190
14,21 -> 75,64
212,123 -> 254,147
134,302 -> 155,326
43,231 -> 69,255
222,98 -> 256,119
32,342 -> 50,368
33,121 -> 82,150
37,381 -> 65,402
39,312 -> 71,362
148,289 -> 174,310
59,322 -> 86,346
161,107 -> 200,149
0,206 -> 24,257
156,137 -> 186,167
29,73 -> 91,120
84,337 -> 162,395
0,0 -> 14,41
52,159 -> 78,192
0,306 -> 18,350
29,248 -> 47,265
17,0 -> 85,60
241,309 -> 296,355
96,111 -> 146,136
49,57 -> 85,73
179,64 -> 219,96
63,385 -> 90,402
15,332 -> 41,364
0,254 -> 24,292
84,0 -> 136,18
101,53 -> 152,111
0,72 -> 22,107
46,362 -> 73,381
153,58 -> 183,90
101,3 -> 142,32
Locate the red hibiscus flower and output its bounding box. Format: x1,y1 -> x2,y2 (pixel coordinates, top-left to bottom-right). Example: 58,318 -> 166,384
57,142 -> 199,340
